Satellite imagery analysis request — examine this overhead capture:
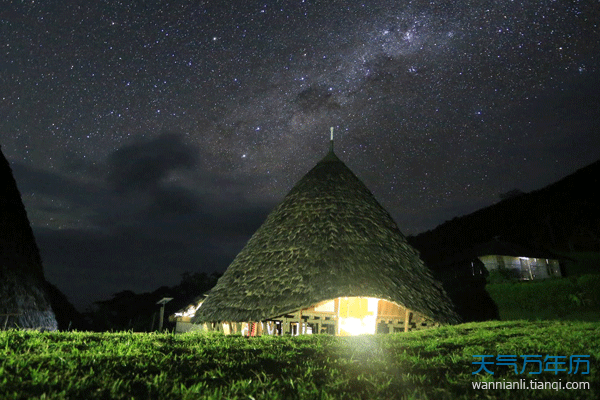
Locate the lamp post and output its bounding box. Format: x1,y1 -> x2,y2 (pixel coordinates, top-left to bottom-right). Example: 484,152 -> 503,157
156,297 -> 173,331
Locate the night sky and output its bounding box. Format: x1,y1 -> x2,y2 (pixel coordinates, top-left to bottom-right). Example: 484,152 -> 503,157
2,1 -> 599,310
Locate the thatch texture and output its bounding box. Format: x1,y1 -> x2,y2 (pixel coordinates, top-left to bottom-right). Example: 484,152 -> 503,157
0,146 -> 58,330
194,150 -> 460,325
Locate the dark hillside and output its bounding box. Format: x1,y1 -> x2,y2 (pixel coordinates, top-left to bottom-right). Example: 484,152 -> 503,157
84,271 -> 220,332
408,159 -> 600,322
409,159 -> 600,268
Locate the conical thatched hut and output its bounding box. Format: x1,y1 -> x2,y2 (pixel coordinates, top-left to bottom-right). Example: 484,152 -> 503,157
185,140 -> 459,335
0,146 -> 58,330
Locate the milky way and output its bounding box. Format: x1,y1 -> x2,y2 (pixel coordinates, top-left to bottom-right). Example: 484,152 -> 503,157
2,1 -> 599,308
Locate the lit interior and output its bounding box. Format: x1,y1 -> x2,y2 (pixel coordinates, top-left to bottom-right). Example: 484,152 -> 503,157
173,301 -> 203,318
173,296 -> 414,336
337,297 -> 379,336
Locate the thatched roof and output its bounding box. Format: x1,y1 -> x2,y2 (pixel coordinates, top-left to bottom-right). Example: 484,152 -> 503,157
0,145 -> 58,330
193,148 -> 460,325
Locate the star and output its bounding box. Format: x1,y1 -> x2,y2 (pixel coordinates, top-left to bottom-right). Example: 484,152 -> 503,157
0,0 -> 598,310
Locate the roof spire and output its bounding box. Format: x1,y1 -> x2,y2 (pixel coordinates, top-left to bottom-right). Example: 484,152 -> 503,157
329,127 -> 334,153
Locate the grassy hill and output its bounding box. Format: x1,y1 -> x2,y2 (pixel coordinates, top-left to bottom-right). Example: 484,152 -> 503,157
1,320 -> 598,399
486,274 -> 600,322
405,159 -> 600,323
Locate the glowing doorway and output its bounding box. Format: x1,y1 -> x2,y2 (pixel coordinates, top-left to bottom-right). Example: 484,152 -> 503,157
337,297 -> 379,336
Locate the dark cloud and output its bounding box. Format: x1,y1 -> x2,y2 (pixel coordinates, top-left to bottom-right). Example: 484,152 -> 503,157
11,133 -> 274,309
11,162 -> 103,207
148,186 -> 201,217
3,0 -> 600,311
34,227 -> 213,310
107,133 -> 198,194
100,132 -> 273,239
104,132 -> 207,222
35,198 -> 271,309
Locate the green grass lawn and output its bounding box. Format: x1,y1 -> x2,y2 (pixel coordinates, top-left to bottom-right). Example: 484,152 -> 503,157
1,320 -> 598,399
486,274 -> 600,322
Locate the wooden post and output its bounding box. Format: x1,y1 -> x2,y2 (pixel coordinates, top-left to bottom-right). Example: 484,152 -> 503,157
150,312 -> 156,331
404,309 -> 411,332
158,306 -> 165,331
156,298 -> 173,331
283,319 -> 289,335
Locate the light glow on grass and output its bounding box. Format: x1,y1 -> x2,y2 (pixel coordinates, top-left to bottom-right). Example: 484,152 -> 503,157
1,320 -> 598,399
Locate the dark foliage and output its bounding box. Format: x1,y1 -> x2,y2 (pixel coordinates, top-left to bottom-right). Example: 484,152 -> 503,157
84,271 -> 220,331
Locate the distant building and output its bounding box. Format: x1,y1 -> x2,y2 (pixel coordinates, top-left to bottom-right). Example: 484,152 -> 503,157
474,240 -> 562,281
421,239 -> 562,286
